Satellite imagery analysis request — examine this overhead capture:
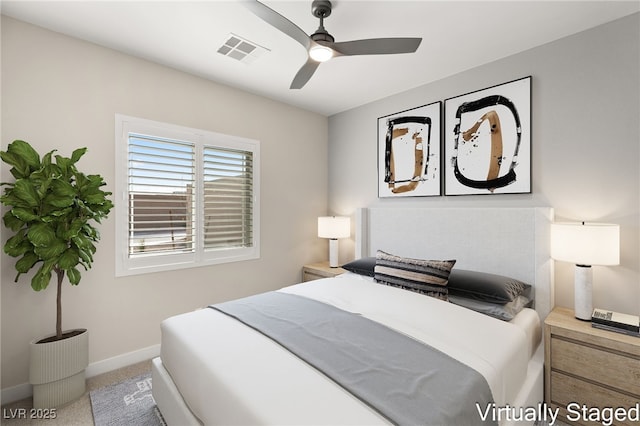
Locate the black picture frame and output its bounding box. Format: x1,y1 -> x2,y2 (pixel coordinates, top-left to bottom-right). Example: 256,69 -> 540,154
444,76 -> 531,195
377,101 -> 442,198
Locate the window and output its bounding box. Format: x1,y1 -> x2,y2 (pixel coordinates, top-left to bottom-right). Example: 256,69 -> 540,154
115,114 -> 260,276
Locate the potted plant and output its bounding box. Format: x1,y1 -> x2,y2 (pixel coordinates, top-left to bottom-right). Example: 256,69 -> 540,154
0,140 -> 113,408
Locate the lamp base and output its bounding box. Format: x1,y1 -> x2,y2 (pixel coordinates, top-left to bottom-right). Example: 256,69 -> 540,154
329,239 -> 339,268
574,265 -> 593,321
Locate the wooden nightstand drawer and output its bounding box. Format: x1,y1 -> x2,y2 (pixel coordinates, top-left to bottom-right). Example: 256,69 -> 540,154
551,371 -> 638,411
550,337 -> 640,396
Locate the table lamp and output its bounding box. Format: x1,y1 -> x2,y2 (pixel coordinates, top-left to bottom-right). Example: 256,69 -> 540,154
550,222 -> 620,320
318,216 -> 350,267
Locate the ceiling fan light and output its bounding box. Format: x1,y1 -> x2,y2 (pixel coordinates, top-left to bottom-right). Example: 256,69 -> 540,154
309,45 -> 333,62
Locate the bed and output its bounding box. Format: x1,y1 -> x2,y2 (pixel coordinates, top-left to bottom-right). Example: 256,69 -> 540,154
152,207 -> 554,425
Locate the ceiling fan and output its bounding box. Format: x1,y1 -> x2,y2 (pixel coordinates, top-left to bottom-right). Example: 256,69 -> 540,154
243,0 -> 422,89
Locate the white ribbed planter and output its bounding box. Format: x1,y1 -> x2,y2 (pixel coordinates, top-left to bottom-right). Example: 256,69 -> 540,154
29,329 -> 89,409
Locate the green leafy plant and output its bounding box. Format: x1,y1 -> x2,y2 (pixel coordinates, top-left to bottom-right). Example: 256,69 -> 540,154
1,140 -> 113,341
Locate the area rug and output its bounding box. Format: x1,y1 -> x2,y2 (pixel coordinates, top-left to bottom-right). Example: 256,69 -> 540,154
90,372 -> 166,426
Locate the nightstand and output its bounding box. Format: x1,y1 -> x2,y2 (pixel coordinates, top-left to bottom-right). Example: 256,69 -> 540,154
544,307 -> 640,425
302,261 -> 346,282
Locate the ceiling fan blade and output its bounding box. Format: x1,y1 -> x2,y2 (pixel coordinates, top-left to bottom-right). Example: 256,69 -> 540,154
332,38 -> 422,56
242,0 -> 311,50
290,58 -> 321,89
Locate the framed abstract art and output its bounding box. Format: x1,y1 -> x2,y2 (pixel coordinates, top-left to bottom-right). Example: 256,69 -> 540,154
377,101 -> 441,198
444,77 -> 531,195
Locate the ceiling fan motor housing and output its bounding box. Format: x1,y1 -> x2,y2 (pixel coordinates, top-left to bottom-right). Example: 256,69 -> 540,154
311,30 -> 334,44
311,0 -> 334,44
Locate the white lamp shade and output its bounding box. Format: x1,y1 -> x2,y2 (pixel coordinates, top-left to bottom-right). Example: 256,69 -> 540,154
551,222 -> 620,266
318,216 -> 350,239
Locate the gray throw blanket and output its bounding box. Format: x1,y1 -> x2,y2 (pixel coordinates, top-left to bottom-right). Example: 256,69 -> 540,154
210,291 -> 496,426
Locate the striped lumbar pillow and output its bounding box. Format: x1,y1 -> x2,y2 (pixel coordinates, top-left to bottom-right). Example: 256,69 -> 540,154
374,250 -> 456,301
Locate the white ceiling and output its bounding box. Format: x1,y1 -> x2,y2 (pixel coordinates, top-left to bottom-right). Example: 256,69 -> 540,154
2,1 -> 639,116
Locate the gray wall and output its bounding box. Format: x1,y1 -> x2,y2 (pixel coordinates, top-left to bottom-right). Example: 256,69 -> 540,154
1,16 -> 328,391
328,14 -> 640,315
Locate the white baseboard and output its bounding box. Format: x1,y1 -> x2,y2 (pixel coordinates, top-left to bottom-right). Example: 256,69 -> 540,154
85,344 -> 160,378
1,344 -> 160,405
1,383 -> 32,407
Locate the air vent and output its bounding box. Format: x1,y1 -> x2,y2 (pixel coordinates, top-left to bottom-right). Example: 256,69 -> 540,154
217,34 -> 269,64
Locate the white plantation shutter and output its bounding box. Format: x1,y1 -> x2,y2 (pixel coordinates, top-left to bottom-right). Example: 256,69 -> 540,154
203,147 -> 254,250
116,114 -> 260,276
128,134 -> 195,257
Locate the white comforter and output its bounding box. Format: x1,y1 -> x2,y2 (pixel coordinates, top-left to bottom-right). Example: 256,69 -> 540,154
160,274 -> 535,425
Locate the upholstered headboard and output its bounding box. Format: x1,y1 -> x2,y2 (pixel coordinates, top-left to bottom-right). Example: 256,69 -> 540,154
355,207 -> 554,320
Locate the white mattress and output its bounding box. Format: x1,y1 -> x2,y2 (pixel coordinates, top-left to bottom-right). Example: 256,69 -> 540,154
160,274 -> 540,425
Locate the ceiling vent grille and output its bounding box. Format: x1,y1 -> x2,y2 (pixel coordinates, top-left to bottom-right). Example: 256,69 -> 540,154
217,34 -> 269,64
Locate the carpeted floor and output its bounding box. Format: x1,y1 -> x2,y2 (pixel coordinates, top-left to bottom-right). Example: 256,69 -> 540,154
1,360 -> 152,426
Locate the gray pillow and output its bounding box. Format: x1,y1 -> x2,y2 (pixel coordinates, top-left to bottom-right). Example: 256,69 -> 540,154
447,269 -> 531,304
448,294 -> 533,321
341,257 -> 376,277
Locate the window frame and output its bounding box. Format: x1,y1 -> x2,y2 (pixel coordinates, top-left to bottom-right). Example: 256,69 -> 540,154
115,114 -> 260,277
